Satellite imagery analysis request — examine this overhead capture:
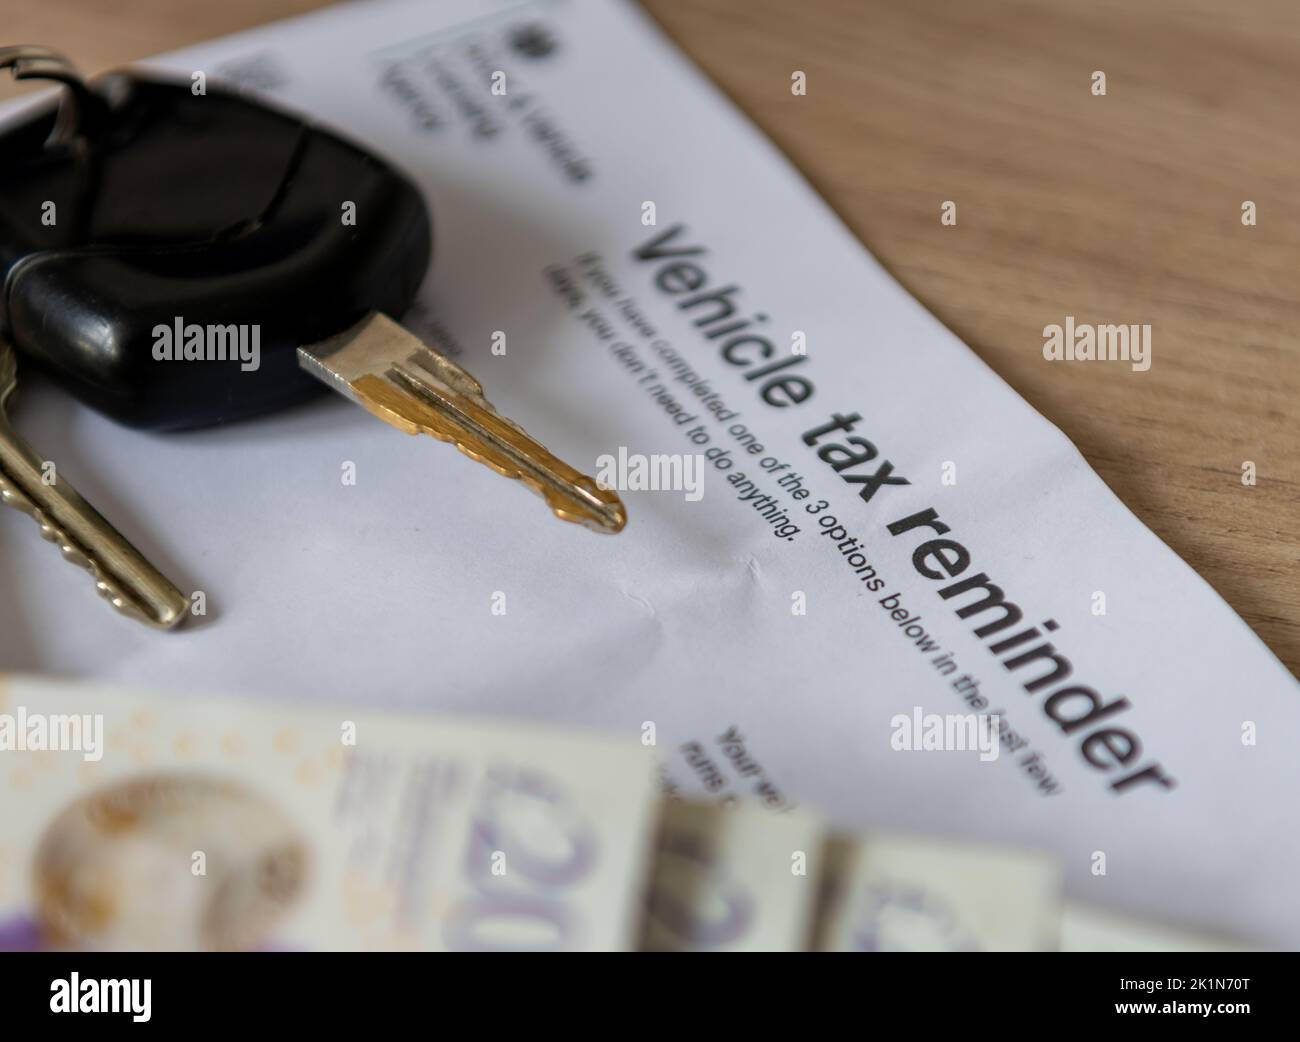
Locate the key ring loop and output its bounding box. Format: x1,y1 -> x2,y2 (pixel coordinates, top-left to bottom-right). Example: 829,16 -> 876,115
0,44 -> 103,145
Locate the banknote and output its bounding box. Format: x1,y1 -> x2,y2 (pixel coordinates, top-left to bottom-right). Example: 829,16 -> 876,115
814,834 -> 1061,952
640,800 -> 822,952
0,674 -> 1255,952
0,675 -> 659,951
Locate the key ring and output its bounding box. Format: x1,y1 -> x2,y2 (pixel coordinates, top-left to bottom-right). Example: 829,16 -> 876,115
0,44 -> 104,145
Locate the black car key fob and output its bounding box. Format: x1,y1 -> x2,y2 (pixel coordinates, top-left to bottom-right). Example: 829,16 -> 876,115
0,62 -> 431,430
0,48 -> 626,539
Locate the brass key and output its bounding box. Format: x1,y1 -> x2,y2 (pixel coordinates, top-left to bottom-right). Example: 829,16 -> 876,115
0,339 -> 188,628
299,313 -> 627,534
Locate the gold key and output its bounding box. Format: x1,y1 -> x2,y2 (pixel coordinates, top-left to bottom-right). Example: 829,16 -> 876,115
299,313 -> 627,534
0,339 -> 188,628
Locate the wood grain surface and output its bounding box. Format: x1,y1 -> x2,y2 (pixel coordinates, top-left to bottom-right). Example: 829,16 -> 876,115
2,0 -> 1296,675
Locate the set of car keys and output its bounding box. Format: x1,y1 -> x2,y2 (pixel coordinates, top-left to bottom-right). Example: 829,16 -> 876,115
0,46 -> 626,629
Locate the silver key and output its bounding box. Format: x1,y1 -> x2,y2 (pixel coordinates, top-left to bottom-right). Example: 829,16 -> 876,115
0,339 -> 188,628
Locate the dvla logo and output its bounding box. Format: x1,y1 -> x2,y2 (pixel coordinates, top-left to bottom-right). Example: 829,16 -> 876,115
50,974 -> 151,1022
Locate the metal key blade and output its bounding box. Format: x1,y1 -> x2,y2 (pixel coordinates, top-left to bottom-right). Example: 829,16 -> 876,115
299,313 -> 627,534
0,341 -> 188,629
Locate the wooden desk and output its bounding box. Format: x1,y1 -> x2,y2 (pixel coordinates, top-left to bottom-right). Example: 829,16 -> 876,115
3,0 -> 1297,675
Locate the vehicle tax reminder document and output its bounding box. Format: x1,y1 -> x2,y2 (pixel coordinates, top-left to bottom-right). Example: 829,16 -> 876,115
1,0 -> 1297,947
